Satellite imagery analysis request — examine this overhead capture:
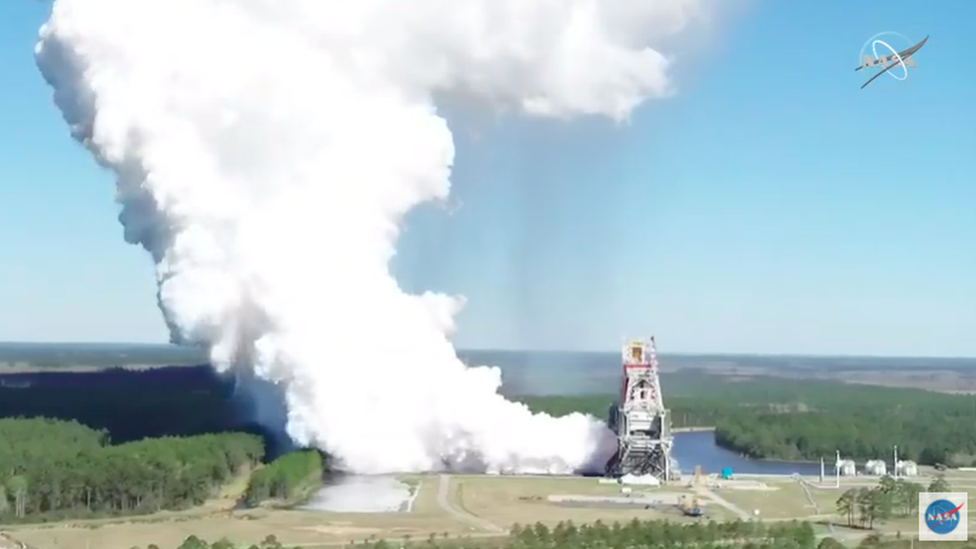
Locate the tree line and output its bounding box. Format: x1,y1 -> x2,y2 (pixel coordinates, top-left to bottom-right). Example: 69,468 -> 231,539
244,449 -> 326,506
836,475 -> 950,529
0,366 -> 275,447
102,522 -> 976,549
712,387 -> 976,465
0,417 -> 263,522
152,518 -> 823,549
518,376 -> 976,465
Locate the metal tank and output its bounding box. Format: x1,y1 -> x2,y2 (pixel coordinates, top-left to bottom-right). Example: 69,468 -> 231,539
895,460 -> 918,477
864,459 -> 887,476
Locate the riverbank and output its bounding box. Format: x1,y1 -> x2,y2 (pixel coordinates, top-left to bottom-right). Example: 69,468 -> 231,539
672,427 -> 820,464
672,431 -> 824,476
694,428 -> 824,464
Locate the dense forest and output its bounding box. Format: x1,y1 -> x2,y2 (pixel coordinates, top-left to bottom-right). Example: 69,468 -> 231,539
0,366 -> 329,522
514,394 -> 736,429
518,375 -> 976,465
0,417 -> 263,522
0,366 -> 285,450
244,449 -> 326,506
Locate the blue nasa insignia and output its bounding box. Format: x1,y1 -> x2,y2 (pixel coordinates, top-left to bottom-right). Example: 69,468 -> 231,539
925,499 -> 964,535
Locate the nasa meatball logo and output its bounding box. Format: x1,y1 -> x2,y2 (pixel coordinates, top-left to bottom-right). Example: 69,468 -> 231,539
855,32 -> 928,90
919,492 -> 967,541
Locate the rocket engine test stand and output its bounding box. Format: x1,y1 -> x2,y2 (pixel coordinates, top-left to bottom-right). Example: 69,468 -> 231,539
605,337 -> 677,481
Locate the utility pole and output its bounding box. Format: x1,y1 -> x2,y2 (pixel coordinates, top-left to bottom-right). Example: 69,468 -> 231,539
835,449 -> 841,488
893,445 -> 898,478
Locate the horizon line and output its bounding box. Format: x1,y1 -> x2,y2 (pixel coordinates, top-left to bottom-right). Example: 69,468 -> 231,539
1,341 -> 973,361
458,347 -> 976,361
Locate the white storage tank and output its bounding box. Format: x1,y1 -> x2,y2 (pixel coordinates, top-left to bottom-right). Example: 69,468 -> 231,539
836,459 -> 856,476
865,460 -> 887,476
896,460 -> 918,477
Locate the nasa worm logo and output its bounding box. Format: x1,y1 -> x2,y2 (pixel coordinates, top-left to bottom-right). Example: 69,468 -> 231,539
919,492 -> 968,541
855,32 -> 929,90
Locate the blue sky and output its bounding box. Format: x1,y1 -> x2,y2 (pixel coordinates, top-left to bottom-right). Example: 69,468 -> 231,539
1,1 -> 973,356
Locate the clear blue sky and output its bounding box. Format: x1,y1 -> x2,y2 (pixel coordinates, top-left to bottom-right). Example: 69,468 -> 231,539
1,1 -> 973,356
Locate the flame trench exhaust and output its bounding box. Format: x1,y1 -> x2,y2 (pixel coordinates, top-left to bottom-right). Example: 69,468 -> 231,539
35,0 -> 709,474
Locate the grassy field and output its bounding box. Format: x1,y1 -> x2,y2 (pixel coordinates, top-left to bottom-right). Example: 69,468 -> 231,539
454,475 -> 687,527
9,471 -> 976,549
3,476 -> 471,549
712,481 -> 816,520
665,469 -> 976,540
1,475 -> 728,549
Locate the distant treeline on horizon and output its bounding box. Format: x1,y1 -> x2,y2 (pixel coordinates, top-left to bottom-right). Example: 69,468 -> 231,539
0,342 -> 207,368
0,342 -> 973,377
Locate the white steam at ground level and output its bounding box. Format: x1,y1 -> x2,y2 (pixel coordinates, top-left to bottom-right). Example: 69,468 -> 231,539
36,0 -> 711,474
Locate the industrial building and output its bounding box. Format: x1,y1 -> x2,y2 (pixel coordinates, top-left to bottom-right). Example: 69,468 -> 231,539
605,337 -> 678,481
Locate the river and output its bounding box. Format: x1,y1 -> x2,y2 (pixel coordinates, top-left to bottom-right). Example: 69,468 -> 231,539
673,431 -> 823,476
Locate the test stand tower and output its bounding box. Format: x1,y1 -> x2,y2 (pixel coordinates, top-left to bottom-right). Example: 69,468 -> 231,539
605,337 -> 677,481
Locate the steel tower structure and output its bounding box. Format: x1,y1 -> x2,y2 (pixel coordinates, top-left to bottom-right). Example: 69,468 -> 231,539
605,337 -> 676,480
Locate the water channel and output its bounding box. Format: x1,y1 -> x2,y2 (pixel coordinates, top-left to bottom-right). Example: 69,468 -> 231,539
672,430 -> 823,476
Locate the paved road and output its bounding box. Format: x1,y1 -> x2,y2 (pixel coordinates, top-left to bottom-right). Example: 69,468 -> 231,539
797,478 -> 837,534
437,474 -> 505,533
703,489 -> 751,520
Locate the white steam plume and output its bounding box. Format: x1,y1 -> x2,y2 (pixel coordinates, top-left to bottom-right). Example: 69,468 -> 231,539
37,0 -> 709,474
